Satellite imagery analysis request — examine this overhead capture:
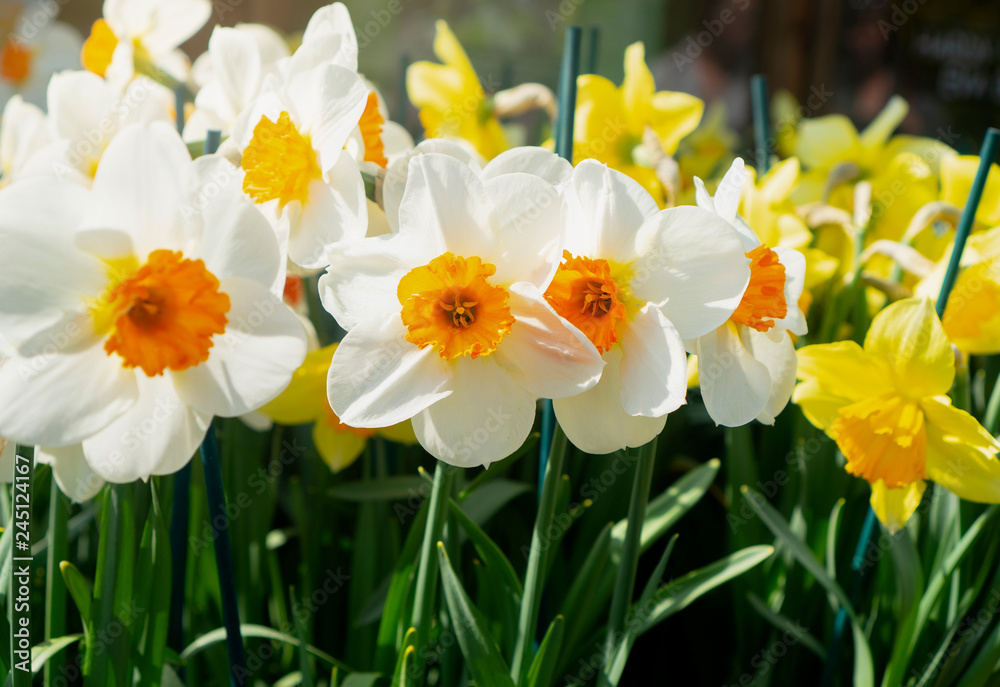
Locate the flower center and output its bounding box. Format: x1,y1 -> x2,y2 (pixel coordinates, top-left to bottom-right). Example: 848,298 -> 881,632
322,401 -> 376,437
359,91 -> 387,168
81,19 -> 118,78
729,245 -> 787,332
829,395 -> 927,489
0,38 -> 31,84
398,252 -> 514,361
98,250 -> 230,376
242,111 -> 321,208
544,251 -> 627,354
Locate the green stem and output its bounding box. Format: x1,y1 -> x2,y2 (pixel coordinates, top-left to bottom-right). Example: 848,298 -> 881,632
511,425 -> 569,681
410,462 -> 454,685
598,439 -> 657,687
44,477 -> 69,687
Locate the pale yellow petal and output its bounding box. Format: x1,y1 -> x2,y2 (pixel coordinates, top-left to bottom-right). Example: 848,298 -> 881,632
407,61 -> 474,115
647,90 -> 703,155
942,258 -> 1000,354
432,20 -> 479,84
795,115 -> 861,170
870,478 -> 925,534
313,421 -> 367,473
941,155 -> 1000,227
759,157 -> 801,204
795,341 -> 894,401
859,95 -> 908,156
573,74 -> 626,163
923,397 -> 1000,503
864,297 -> 953,398
622,42 -> 655,131
260,345 -> 336,425
378,419 -> 419,445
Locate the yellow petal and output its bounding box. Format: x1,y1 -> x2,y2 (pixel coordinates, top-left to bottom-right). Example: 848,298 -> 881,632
864,297 -> 953,398
574,74 -> 626,161
647,90 -> 703,155
942,258 -> 1000,354
759,157 -> 800,204
313,421 -> 367,473
941,155 -> 1000,227
622,42 -> 655,131
686,354 -> 699,389
869,478 -> 925,534
378,419 -> 419,445
801,247 -> 840,289
794,115 -> 861,170
795,341 -> 894,401
878,135 -> 956,177
432,20 -> 479,85
792,378 -> 851,431
407,61 -> 474,115
859,95 -> 908,156
922,397 -> 1000,503
259,345 -> 336,425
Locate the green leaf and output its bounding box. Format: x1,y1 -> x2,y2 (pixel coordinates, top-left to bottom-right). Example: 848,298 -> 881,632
59,562 -> 93,630
525,615 -> 564,687
460,479 -> 533,528
31,635 -> 83,674
392,628 -> 417,687
274,672 -> 303,687
604,535 -> 678,686
436,543 -> 516,687
181,624 -> 356,674
449,499 -> 522,598
134,482 -> 172,687
341,674 -> 383,687
375,502 -> 427,674
746,594 -> 826,659
610,459 -> 719,559
459,433 -> 539,502
741,487 -> 874,687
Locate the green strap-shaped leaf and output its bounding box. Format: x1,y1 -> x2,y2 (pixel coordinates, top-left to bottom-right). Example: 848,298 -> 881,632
525,615 -> 564,687
436,543 -> 516,687
181,624 -> 356,675
30,634 -> 83,674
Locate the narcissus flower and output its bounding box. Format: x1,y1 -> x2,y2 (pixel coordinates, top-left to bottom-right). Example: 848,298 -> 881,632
688,159 -> 808,427
0,122 -> 307,482
320,152 -> 604,467
0,95 -> 49,187
574,42 -> 703,206
81,0 -> 211,85
261,344 -> 416,472
232,61 -> 369,269
549,160 -> 750,454
794,297 -> 1000,532
407,20 -> 508,160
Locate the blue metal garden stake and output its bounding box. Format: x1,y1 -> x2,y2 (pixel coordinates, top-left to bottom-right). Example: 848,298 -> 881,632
750,75 -> 770,176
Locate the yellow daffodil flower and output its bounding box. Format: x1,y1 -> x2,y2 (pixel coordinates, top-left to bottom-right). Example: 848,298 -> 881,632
794,297 -> 1000,532
676,102 -> 737,194
940,155 -> 1000,228
573,42 -> 703,206
406,20 -> 508,160
260,345 -> 416,473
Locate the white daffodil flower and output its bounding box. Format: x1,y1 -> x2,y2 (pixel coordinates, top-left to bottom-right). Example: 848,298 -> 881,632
19,70 -> 172,186
80,0 -> 211,86
231,61 -> 370,270
320,152 -> 605,467
689,158 -> 808,427
0,122 -> 307,483
548,160 -> 752,454
0,15 -> 82,108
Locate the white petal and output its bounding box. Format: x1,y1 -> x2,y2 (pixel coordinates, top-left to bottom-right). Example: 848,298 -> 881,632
82,376 -> 211,483
772,246 -> 808,336
140,0 -> 212,55
46,70 -> 116,143
493,283 -> 604,399
397,153 -> 495,258
411,356 -> 536,468
187,156 -> 280,289
328,316 -> 452,428
0,178 -> 105,349
633,205 -> 750,340
571,160 -> 659,263
745,328 -> 797,425
713,158 -> 748,225
287,158 -> 367,269
693,176 -> 715,213
618,305 -> 688,417
290,64 -> 368,164
553,347 -> 666,455
171,278 -> 307,417
36,444 -> 105,502
483,173 -> 563,289
695,324 -> 771,427
482,147 -> 572,189
289,2 -> 358,74
199,27 -> 262,121
85,122 -> 196,259
319,232 -> 429,331
0,346 -> 137,446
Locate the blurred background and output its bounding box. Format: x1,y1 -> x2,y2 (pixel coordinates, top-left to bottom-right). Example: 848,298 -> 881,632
44,0 -> 1000,152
